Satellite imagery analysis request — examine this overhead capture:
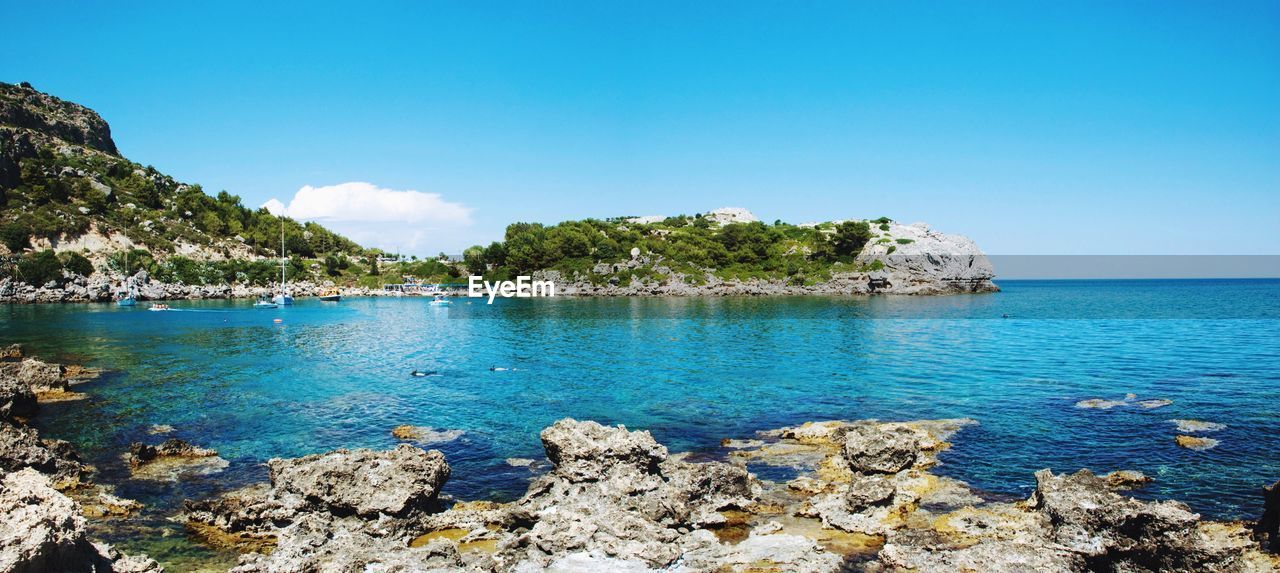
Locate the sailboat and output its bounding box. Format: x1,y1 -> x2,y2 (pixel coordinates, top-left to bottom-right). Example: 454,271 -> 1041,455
272,218 -> 293,305
116,250 -> 137,307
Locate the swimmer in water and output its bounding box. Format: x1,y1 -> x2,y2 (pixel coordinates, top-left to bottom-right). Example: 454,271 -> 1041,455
490,365 -> 509,372
410,370 -> 429,377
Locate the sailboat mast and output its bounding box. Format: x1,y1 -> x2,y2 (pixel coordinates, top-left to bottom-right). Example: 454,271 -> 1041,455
280,218 -> 285,289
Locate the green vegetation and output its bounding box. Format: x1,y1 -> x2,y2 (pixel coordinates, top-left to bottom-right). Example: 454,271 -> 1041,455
14,250 -> 63,286
464,214 -> 893,286
0,149 -> 362,259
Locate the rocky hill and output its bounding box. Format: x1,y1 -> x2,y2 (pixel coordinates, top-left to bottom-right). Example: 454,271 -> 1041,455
469,209 -> 998,295
0,81 -> 362,268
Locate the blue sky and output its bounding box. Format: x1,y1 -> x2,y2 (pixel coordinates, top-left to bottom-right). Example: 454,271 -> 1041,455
3,1 -> 1278,256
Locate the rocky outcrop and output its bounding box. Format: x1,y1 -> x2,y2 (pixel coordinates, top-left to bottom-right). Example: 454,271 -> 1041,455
0,419 -> 87,489
0,82 -> 118,155
0,468 -> 160,573
0,374 -> 38,420
270,444 -> 450,518
0,348 -> 158,570
192,419 -> 843,572
857,221 -> 997,294
184,444 -> 452,557
182,417 -> 1279,572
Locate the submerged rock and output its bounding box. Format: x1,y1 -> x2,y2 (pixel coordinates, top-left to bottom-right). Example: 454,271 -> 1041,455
1170,419 -> 1227,433
1076,398 -> 1126,409
127,438 -> 227,481
1175,435 -> 1220,451
391,425 -> 465,444
0,343 -> 23,361
128,438 -> 218,468
1102,469 -> 1153,489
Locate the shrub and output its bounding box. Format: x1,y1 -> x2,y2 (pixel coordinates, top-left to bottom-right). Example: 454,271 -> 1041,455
59,252 -> 94,276
896,238 -> 914,244
0,223 -> 29,252
17,250 -> 64,286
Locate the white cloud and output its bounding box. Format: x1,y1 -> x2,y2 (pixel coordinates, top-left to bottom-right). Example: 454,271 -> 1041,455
262,182 -> 473,254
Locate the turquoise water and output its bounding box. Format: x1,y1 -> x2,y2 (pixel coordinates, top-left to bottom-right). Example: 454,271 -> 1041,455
3,279 -> 1279,564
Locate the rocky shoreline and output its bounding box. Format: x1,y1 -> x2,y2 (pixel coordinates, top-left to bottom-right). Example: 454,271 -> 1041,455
171,418 -> 1278,573
0,344 -> 161,572
3,345 -> 1276,572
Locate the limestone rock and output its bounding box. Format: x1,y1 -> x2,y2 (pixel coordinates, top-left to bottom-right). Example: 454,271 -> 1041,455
0,419 -> 86,488
540,418 -> 668,482
845,472 -> 897,511
0,374 -> 37,420
0,468 -> 159,573
268,444 -> 450,518
842,423 -> 925,474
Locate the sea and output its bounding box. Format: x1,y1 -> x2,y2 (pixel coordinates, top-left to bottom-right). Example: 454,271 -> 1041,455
3,278 -> 1278,569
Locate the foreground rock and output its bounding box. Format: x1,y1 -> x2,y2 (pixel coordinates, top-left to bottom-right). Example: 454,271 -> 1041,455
191,419 -> 842,572
0,469 -> 160,573
1,418 -> 88,488
184,444 -> 451,556
184,417 -> 1279,573
0,347 -> 159,571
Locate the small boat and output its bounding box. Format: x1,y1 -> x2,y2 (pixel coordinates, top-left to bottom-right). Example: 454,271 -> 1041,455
429,294 -> 452,306
319,288 -> 341,302
272,218 -> 293,305
148,303 -> 172,312
253,295 -> 278,309
116,257 -> 138,306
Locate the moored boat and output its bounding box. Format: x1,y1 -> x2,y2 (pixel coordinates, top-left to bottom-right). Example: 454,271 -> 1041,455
319,288 -> 342,302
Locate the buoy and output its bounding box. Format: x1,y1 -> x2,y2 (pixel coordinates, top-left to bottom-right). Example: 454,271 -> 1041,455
273,318 -> 283,323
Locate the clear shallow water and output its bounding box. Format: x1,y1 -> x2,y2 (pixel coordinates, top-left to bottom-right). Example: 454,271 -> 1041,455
3,279 -> 1279,567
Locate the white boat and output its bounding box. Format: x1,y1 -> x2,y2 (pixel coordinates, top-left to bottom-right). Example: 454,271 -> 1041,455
116,252 -> 137,306
253,296 -> 278,309
148,303 -> 172,312
273,218 -> 293,305
429,294 -> 452,306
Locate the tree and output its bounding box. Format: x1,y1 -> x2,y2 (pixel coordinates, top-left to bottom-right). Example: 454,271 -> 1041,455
463,245 -> 487,275
831,221 -> 872,258
367,255 -> 380,276
504,223 -> 549,272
